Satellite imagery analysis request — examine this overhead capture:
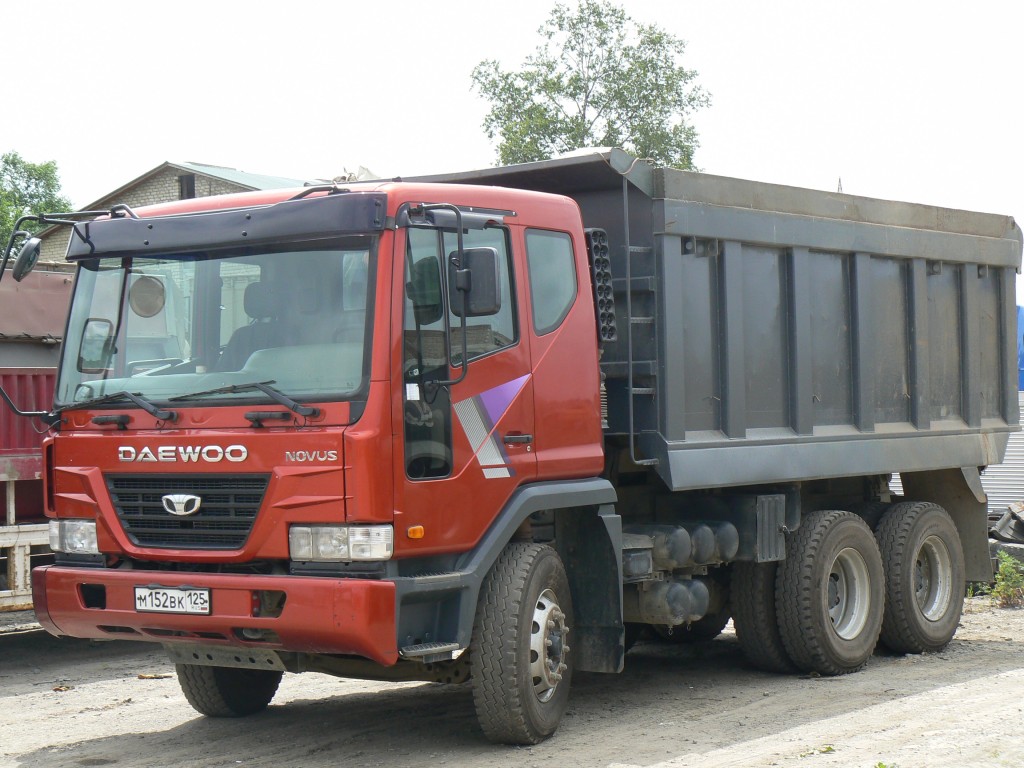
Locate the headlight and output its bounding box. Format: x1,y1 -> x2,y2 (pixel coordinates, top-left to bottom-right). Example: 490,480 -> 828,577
49,519 -> 100,555
289,525 -> 393,562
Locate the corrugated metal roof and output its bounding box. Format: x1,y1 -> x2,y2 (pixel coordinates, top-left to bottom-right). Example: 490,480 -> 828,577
35,161 -> 311,246
174,162 -> 307,190
89,161 -> 307,207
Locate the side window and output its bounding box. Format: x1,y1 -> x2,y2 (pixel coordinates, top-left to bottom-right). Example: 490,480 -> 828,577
526,229 -> 577,335
441,227 -> 517,360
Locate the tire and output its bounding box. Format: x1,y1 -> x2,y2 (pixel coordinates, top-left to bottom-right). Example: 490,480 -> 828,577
175,664 -> 283,717
850,501 -> 891,531
731,561 -> 795,673
471,543 -> 574,744
776,510 -> 884,675
875,501 -> 965,654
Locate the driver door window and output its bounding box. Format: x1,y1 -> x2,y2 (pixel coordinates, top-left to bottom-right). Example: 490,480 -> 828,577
402,226 -> 517,479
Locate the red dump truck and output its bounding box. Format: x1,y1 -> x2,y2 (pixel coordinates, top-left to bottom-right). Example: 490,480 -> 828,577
2,150 -> 1020,743
0,269 -> 71,609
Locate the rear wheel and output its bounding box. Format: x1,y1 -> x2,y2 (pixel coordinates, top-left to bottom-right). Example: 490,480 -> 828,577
850,501 -> 891,531
731,561 -> 795,673
471,543 -> 574,744
776,510 -> 884,675
175,664 -> 282,717
875,501 -> 964,653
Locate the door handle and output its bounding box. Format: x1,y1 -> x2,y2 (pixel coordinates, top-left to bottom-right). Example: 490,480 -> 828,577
503,433 -> 533,445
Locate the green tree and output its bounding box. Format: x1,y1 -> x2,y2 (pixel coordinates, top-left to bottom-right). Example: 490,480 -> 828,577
471,0 -> 710,168
1,151 -> 72,249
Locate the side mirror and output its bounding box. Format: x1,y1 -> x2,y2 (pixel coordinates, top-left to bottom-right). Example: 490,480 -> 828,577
408,258 -> 443,325
11,237 -> 42,282
449,247 -> 500,318
78,318 -> 116,373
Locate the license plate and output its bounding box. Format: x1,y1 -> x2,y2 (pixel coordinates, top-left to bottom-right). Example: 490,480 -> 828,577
134,586 -> 211,615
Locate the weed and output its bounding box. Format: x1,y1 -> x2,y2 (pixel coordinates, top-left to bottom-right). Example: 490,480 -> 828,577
991,550 -> 1024,608
967,581 -> 990,598
798,745 -> 836,758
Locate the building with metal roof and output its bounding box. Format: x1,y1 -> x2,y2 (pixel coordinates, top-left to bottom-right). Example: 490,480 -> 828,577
36,161 -> 310,265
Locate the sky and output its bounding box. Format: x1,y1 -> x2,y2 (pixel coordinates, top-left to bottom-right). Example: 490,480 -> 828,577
5,1 -> 1022,231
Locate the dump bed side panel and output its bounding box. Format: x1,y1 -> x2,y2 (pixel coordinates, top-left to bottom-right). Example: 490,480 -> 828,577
614,167 -> 1020,491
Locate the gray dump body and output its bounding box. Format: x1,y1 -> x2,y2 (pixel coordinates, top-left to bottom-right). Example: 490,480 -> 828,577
420,150 -> 1023,493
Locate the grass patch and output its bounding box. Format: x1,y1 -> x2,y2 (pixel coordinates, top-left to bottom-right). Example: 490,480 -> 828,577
991,550 -> 1024,608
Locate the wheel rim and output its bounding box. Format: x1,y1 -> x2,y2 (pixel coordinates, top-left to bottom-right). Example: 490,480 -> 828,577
915,534 -> 953,621
529,588 -> 569,703
827,547 -> 872,640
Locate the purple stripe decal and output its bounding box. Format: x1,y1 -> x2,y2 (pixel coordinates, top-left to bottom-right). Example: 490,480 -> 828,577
478,374 -> 531,426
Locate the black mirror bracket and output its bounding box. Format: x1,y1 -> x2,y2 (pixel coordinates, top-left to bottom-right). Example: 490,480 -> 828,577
0,207 -> 141,286
418,203 -> 470,391
0,384 -> 60,427
455,268 -> 471,294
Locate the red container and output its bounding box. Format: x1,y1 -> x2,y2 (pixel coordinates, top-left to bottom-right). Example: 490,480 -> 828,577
0,269 -> 70,530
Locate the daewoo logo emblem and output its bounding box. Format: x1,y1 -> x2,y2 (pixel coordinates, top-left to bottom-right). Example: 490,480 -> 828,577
162,494 -> 202,516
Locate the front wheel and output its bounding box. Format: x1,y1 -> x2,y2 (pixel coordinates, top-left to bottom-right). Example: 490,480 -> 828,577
776,510 -> 884,675
471,543 -> 574,745
875,501 -> 964,653
175,664 -> 282,717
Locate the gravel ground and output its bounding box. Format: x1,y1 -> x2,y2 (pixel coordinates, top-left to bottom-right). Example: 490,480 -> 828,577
2,597 -> 1023,768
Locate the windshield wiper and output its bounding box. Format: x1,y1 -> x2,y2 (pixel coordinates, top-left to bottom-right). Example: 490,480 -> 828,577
169,380 -> 320,418
60,390 -> 177,421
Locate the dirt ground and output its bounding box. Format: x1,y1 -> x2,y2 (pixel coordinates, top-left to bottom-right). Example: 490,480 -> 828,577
2,598 -> 1023,768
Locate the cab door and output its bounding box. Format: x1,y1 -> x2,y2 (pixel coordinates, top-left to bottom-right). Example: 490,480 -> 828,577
522,227 -> 604,480
392,223 -> 536,556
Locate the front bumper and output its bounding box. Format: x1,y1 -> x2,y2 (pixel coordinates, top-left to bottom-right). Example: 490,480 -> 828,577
32,565 -> 398,666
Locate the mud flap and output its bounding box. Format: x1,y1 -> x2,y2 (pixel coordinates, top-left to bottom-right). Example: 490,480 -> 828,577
900,466 -> 992,582
556,504 -> 623,674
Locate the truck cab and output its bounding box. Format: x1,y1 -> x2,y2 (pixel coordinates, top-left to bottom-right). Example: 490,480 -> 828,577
26,181 -> 612,741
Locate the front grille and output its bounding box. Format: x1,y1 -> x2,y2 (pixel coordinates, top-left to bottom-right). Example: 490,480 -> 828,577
106,474 -> 271,550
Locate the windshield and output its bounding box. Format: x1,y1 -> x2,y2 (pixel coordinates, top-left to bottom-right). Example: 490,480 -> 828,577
55,236 -> 375,409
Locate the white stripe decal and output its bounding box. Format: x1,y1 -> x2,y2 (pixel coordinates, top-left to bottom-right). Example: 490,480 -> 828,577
453,392 -> 515,480
453,399 -> 488,452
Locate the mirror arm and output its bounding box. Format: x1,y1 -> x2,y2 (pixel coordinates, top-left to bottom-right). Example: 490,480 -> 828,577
0,384 -> 59,426
1,208 -> 132,284
0,215 -> 43,282
0,208 -> 142,281
419,203 -> 470,391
